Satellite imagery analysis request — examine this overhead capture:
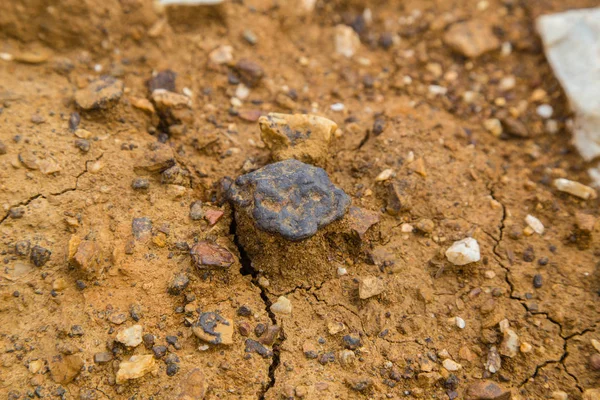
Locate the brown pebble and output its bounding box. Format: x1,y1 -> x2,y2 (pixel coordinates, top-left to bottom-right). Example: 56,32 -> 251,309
590,353 -> 600,371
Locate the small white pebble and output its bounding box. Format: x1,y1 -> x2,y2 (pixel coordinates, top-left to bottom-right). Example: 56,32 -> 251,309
484,270 -> 496,279
455,317 -> 466,329
235,84 -> 250,100
406,151 -> 415,163
442,359 -> 462,371
401,223 -> 414,233
337,267 -> 348,276
94,64 -> 103,73
403,75 -> 413,85
0,52 -> 13,61
500,41 -> 512,57
499,76 -> 516,91
545,119 -> 559,134
525,214 -> 545,235
183,87 -> 193,97
330,103 -> 345,112
230,97 -> 242,107
428,85 -> 447,96
536,104 -> 553,119
375,169 -> 394,182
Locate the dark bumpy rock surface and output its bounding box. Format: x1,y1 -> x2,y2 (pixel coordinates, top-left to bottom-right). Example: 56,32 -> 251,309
227,159 -> 350,241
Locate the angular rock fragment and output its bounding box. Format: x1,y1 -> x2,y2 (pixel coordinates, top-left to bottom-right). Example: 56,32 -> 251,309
233,59 -> 264,87
132,217 -> 153,240
227,159 -> 350,241
192,312 -> 234,345
146,70 -> 176,93
445,238 -> 480,265
115,355 -> 156,384
30,245 -> 51,267
190,241 -> 234,270
347,207 -> 380,239
444,20 -> 500,58
69,239 -> 101,274
75,76 -> 124,110
244,338 -> 273,358
259,113 -> 337,166
116,325 -> 143,347
270,296 -> 292,315
553,178 -> 597,200
335,24 -> 360,58
134,144 -> 176,173
358,276 -> 385,299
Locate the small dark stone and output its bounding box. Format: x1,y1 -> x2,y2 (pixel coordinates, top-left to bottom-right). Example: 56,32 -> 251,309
372,118 -> 386,136
348,378 -> 372,392
143,334 -> 155,349
147,70 -> 177,93
152,345 -> 167,359
70,325 -> 84,336
76,280 -> 87,290
227,159 -> 351,241
379,32 -> 394,49
166,363 -> 179,376
522,246 -> 535,262
237,305 -> 252,317
132,178 -> 150,190
190,241 -> 234,270
343,334 -> 361,350
132,217 -> 152,239
30,245 -> 51,267
258,325 -> 280,346
444,374 -> 459,391
166,336 -> 178,346
304,350 -> 318,359
15,240 -> 31,256
254,323 -> 267,337
9,207 -> 24,219
533,274 -> 543,289
168,273 -> 189,295
244,339 -> 273,358
234,60 -> 264,88
129,304 -> 143,321
74,139 -> 90,152
0,140 -> 7,155
538,257 -> 549,266
318,352 -> 335,365
69,112 -> 81,131
189,201 -> 204,221
93,352 -> 113,364
12,291 -> 19,297
238,322 -> 251,336
161,165 -> 190,186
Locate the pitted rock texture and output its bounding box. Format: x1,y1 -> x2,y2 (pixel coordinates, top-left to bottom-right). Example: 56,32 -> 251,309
227,159 -> 350,241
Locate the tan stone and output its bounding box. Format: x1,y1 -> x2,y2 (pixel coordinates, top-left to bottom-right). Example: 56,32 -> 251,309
115,355 -> 156,384
49,354 -> 83,384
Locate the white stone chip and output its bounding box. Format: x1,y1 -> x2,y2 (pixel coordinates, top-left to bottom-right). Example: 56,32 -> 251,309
334,24 -> 360,58
116,325 -> 143,347
553,178 -> 597,199
445,238 -> 481,266
270,296 -> 292,315
525,214 -> 545,235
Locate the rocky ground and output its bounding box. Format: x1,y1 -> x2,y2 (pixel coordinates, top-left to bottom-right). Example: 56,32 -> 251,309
1,0 -> 599,399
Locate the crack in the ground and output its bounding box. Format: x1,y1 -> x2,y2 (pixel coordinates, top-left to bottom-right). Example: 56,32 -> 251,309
0,153 -> 103,225
230,217 -> 282,400
486,181 -> 585,392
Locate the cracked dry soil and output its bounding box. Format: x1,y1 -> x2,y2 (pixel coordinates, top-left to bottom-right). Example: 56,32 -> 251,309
1,0 -> 600,399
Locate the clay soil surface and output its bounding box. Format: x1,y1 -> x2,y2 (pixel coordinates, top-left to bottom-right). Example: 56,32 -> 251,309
1,0 -> 599,399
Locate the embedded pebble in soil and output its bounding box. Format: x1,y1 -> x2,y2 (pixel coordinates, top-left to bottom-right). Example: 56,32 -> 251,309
443,20 -> 500,58
334,24 -> 360,58
227,159 -> 351,241
358,275 -> 385,299
445,238 -> 480,265
116,325 -> 143,347
465,380 -> 511,400
553,178 -> 597,199
74,76 -> 124,110
259,112 -> 338,166
115,355 -> 156,384
270,296 -> 292,315
525,214 -> 545,235
192,312 -> 234,345
190,241 -> 234,270
49,354 -> 84,384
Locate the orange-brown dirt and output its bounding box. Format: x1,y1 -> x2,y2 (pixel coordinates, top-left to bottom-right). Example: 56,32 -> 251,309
1,0 -> 599,399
